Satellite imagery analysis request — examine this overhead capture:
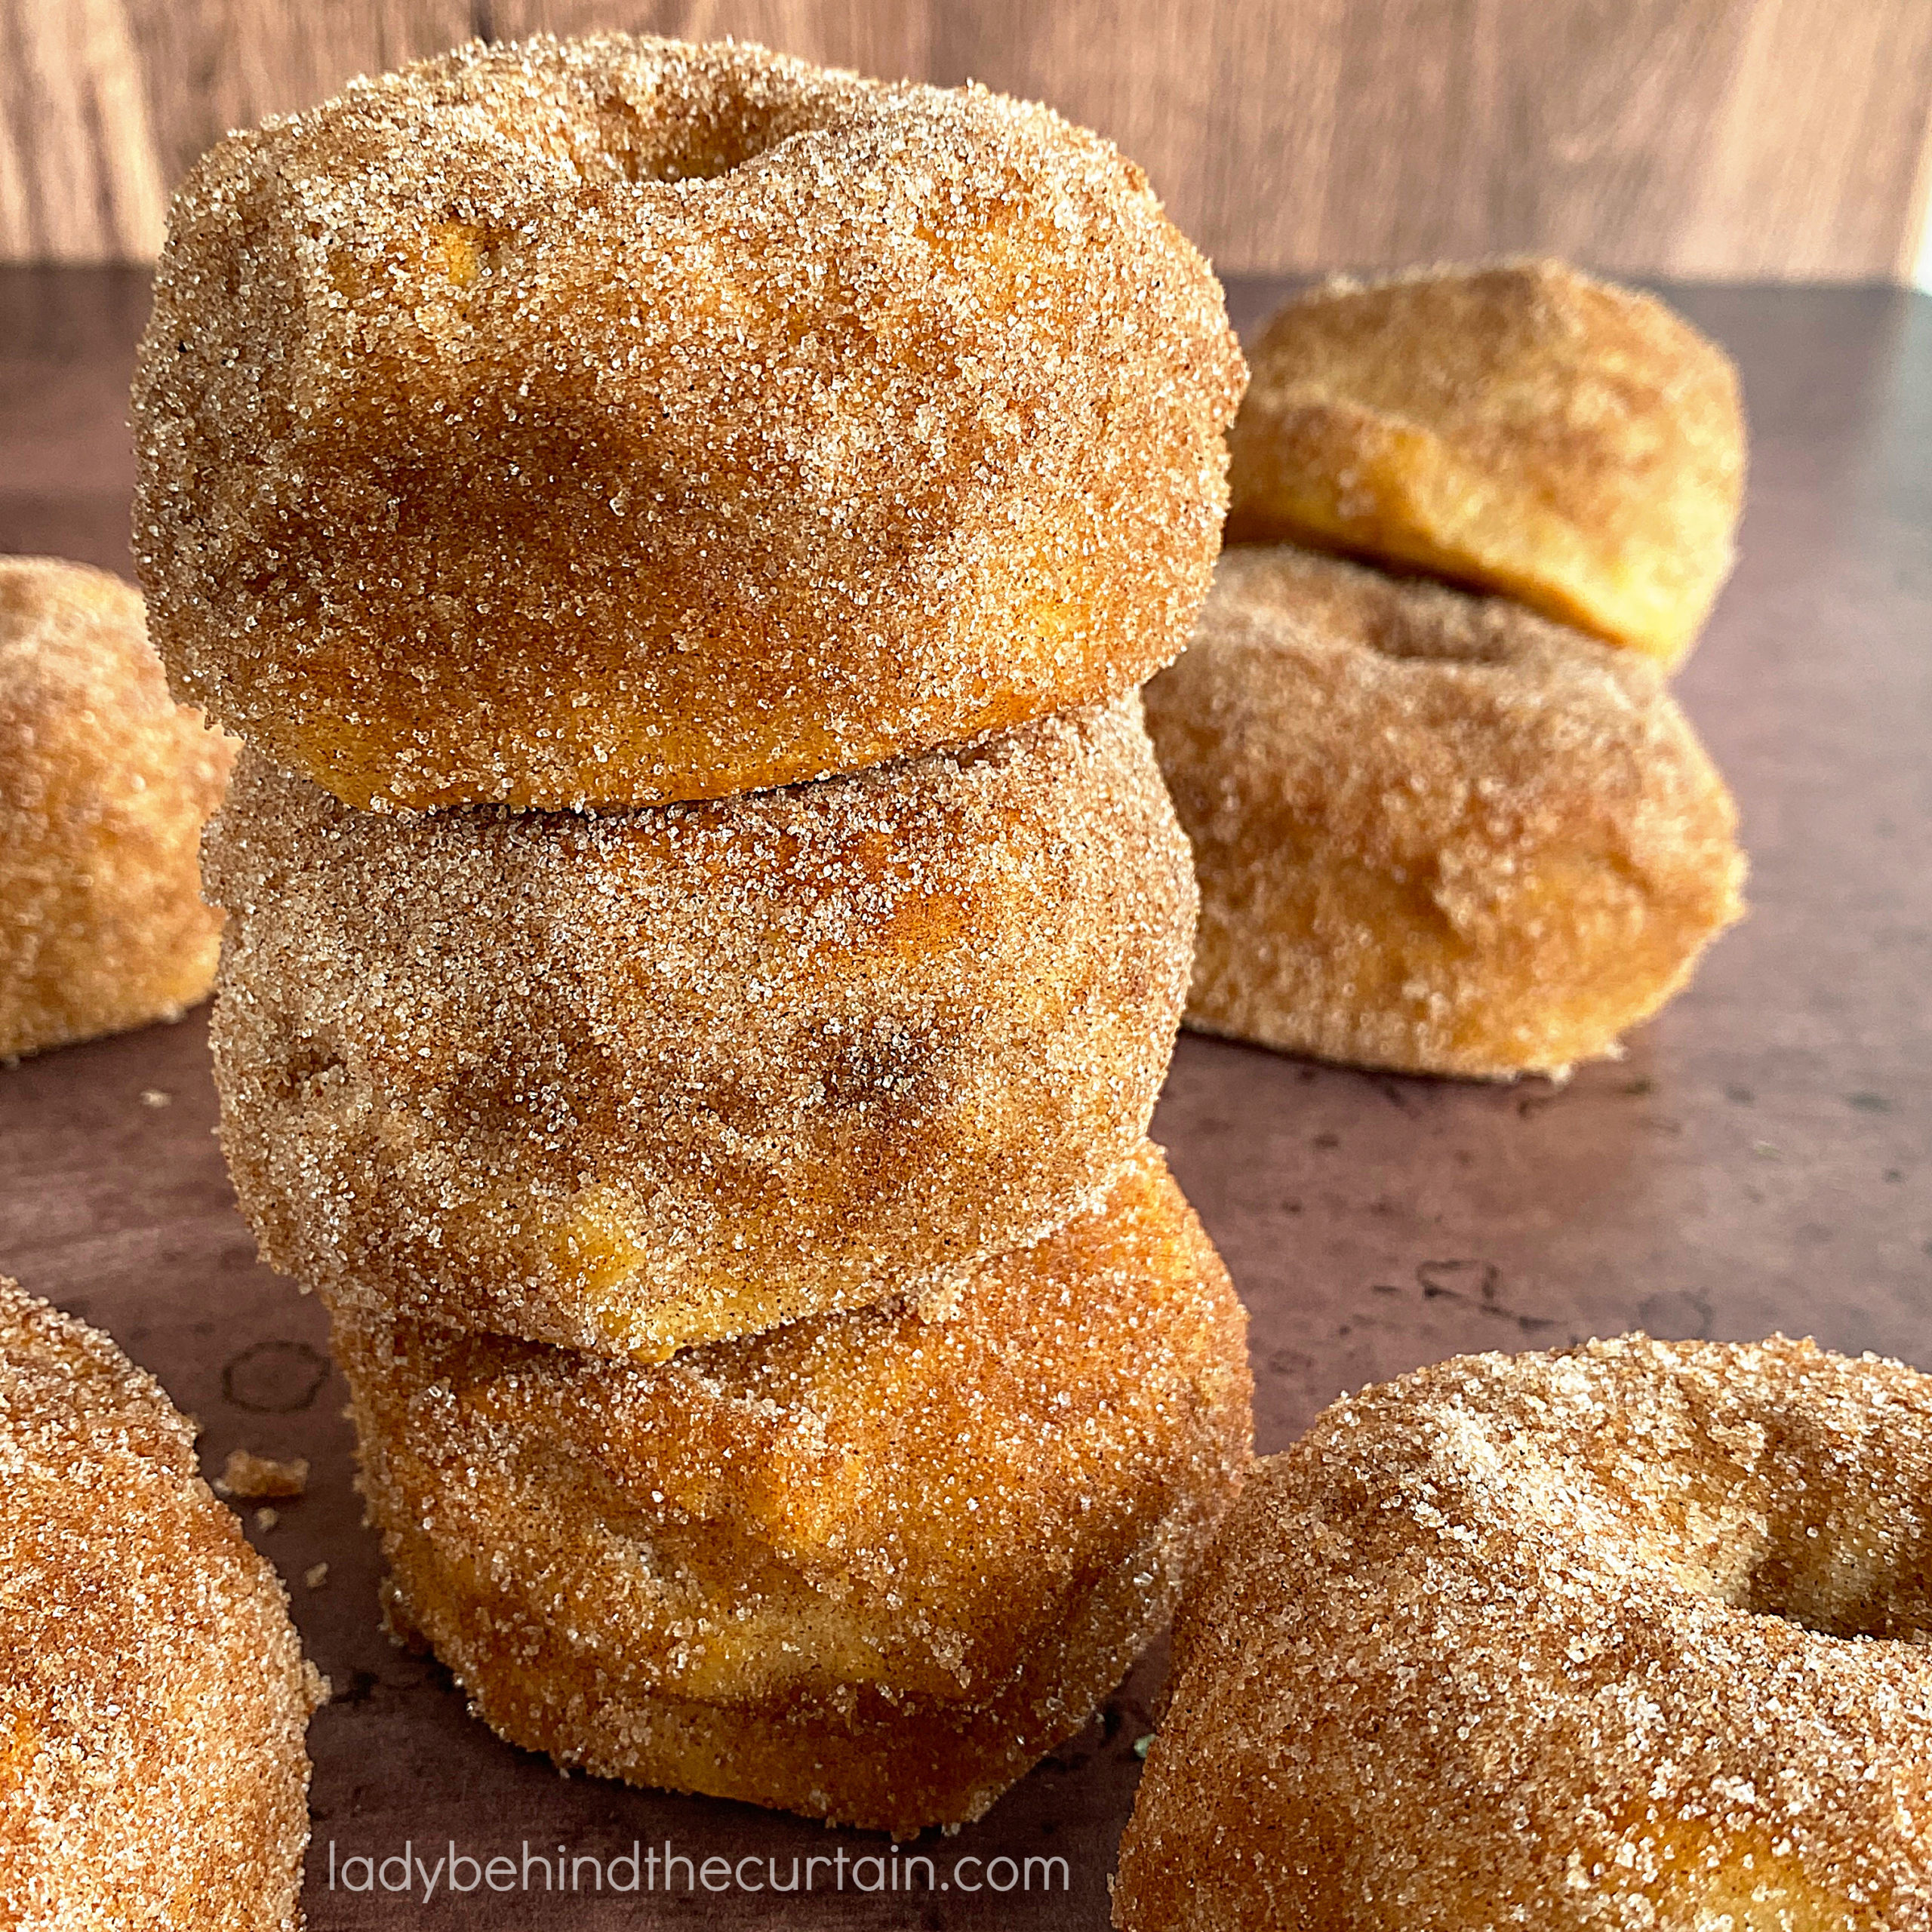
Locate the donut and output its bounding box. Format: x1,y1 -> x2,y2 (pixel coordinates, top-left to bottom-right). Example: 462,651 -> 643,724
333,1144 -> 1251,1835
1115,1334 -> 1932,1930
131,32 -> 1245,812
0,1275 -> 324,1926
205,697 -> 1196,1360
1143,546 -> 1745,1078
0,558 -> 235,1061
1225,260 -> 1745,668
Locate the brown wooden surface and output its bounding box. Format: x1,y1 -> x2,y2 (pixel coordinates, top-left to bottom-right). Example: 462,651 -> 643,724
2,269 -> 1930,1923
5,0 -> 1932,279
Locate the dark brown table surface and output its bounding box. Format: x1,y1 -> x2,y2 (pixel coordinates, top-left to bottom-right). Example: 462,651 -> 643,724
2,268 -> 1927,1927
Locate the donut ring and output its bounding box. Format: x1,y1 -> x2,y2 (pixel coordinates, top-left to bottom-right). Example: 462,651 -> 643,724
1143,546 -> 1745,1078
133,33 -> 1245,812
1226,260 -> 1745,667
334,1146 -> 1251,1835
0,1276 -> 324,1926
1116,1334 -> 1932,1930
0,558 -> 234,1061
205,698 -> 1196,1360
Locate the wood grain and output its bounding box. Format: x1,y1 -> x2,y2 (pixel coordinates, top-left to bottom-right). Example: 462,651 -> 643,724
2,2 -> 1930,272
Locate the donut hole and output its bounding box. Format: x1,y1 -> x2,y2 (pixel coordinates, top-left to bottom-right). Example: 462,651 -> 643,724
1730,1515 -> 1932,1644
1352,610 -> 1516,668
1226,568 -> 1519,669
1643,1392 -> 1932,1644
582,84 -> 821,187
589,90 -> 752,183
1685,1440 -> 1932,1644
277,1035 -> 346,1103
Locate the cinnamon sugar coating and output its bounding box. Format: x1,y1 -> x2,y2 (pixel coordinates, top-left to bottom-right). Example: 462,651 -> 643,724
1226,260 -> 1744,667
1116,1335 -> 1932,1931
205,698 -> 1196,1360
334,1146 -> 1251,1835
132,32 -> 1244,811
0,1276 -> 324,1928
1143,546 -> 1745,1078
0,558 -> 235,1061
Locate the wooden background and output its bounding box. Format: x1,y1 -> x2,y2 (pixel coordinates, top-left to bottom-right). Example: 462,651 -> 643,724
5,0 -> 1932,278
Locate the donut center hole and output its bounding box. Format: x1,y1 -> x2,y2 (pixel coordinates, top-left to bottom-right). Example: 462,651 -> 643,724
1355,614 -> 1515,666
1732,1564 -> 1932,1644
278,1035 -> 346,1101
1707,1509 -> 1932,1644
588,88 -> 795,185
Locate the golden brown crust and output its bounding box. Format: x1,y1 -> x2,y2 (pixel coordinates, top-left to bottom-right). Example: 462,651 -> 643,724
1116,1335 -> 1932,1932
1143,546 -> 1746,1078
0,1276 -> 323,1928
1226,260 -> 1744,667
0,558 -> 235,1061
132,32 -> 1244,811
334,1146 -> 1252,1835
205,698 -> 1196,1359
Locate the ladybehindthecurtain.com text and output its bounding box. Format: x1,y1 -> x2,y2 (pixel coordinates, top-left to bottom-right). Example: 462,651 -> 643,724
325,1838 -> 1073,1900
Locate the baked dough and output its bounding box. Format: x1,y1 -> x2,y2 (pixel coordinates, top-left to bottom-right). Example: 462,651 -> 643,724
1143,546 -> 1745,1078
133,32 -> 1244,809
206,699 -> 1195,1358
1117,1334 -> 1932,1930
0,558 -> 233,1060
1226,260 -> 1744,667
0,1275 -> 323,1927
337,1146 -> 1251,1835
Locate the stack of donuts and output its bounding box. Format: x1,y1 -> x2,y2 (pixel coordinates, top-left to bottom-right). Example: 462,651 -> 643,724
1147,261 -> 1752,1079
131,34 -> 1253,1835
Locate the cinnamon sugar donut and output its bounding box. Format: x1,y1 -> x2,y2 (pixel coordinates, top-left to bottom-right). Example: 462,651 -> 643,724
0,558 -> 234,1061
205,698 -> 1195,1360
0,1275 -> 324,1927
1116,1334 -> 1932,1931
1226,260 -> 1744,668
132,32 -> 1244,812
1143,546 -> 1745,1078
335,1146 -> 1251,1835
